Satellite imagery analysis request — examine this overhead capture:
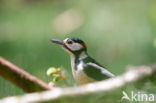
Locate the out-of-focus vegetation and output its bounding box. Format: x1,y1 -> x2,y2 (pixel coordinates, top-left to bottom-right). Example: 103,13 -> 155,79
0,0 -> 156,101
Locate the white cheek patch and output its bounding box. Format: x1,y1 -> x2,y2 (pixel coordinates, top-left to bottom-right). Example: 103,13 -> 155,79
66,43 -> 83,51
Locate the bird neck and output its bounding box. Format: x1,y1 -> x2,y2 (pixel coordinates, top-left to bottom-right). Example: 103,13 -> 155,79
72,51 -> 88,61
70,51 -> 88,70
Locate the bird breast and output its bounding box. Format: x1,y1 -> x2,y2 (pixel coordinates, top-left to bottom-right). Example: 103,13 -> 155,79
72,61 -> 95,85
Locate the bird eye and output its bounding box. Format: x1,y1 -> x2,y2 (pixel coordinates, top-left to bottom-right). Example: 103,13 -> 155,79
67,40 -> 73,44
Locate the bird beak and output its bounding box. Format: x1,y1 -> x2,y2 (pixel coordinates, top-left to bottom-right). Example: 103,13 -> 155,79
51,39 -> 64,45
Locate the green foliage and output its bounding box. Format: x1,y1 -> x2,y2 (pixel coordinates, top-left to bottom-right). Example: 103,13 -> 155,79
47,67 -> 66,82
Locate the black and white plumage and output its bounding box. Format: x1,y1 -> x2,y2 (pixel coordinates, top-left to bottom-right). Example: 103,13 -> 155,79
51,38 -> 115,85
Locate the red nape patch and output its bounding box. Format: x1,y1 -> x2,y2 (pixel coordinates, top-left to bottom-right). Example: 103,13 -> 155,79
81,42 -> 87,48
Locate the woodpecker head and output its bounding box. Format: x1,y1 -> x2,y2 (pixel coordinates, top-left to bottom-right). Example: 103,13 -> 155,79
51,38 -> 87,55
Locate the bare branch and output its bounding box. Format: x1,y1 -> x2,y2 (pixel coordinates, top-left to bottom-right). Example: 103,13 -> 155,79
0,65 -> 155,103
0,57 -> 52,93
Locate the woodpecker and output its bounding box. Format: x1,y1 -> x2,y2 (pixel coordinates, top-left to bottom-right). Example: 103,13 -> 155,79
51,38 -> 115,85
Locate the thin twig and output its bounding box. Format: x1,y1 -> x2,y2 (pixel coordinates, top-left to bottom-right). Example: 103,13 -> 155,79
0,65 -> 155,103
0,57 -> 52,93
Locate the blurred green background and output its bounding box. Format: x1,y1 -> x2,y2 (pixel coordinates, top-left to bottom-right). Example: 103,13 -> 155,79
0,0 -> 156,101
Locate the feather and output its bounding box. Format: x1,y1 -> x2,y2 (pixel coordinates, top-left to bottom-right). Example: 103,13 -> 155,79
87,62 -> 115,77
82,56 -> 115,81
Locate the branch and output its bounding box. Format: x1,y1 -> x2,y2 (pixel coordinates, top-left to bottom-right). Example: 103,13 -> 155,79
0,65 -> 155,103
0,57 -> 52,93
